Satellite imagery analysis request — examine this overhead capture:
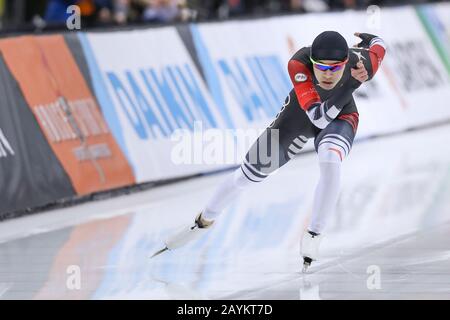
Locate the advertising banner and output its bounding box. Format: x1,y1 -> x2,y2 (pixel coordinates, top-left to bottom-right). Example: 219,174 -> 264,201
80,28 -> 256,183
0,35 -> 135,195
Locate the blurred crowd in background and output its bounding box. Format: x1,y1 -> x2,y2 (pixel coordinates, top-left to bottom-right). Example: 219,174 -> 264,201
0,0 -> 445,31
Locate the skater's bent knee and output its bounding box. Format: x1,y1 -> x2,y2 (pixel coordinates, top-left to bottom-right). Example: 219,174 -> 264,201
317,143 -> 345,163
238,160 -> 269,185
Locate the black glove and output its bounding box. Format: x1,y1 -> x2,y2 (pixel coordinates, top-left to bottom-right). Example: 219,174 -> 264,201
354,32 -> 378,49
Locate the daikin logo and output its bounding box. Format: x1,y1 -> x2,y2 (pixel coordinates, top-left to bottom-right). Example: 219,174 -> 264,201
0,128 -> 14,158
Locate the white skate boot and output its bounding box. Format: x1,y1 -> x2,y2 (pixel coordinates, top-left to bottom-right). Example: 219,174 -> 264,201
151,213 -> 214,258
300,230 -> 322,273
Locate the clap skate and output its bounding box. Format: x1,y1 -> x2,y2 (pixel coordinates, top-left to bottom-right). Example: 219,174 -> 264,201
301,230 -> 322,273
150,212 -> 214,258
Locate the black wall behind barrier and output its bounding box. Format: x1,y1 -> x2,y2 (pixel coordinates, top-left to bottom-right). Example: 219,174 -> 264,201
0,55 -> 76,217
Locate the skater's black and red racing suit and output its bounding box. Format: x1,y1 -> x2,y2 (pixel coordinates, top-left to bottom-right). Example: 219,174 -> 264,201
287,34 -> 387,133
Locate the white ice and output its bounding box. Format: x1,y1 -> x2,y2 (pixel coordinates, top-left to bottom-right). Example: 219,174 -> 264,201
0,124 -> 449,299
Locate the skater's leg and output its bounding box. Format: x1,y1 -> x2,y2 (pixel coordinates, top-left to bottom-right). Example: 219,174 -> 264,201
202,127 -> 285,221
202,168 -> 255,221
308,145 -> 342,234
157,92 -> 314,257
309,117 -> 358,234
203,90 -> 316,221
160,126 -> 292,255
301,153 -> 341,270
301,117 -> 357,269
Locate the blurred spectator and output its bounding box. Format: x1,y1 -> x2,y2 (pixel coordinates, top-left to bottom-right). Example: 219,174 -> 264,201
302,0 -> 329,12
0,0 -> 446,31
190,0 -> 224,20
327,0 -> 363,10
44,0 -> 77,23
113,0 -> 130,24
141,0 -> 180,23
0,0 -> 4,27
87,0 -> 114,24
289,0 -> 304,11
44,0 -> 114,25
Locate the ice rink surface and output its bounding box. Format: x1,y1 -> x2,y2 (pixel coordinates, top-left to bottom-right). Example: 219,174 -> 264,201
0,124 -> 450,300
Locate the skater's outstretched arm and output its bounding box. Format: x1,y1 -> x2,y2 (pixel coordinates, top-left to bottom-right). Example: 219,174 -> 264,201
352,32 -> 387,80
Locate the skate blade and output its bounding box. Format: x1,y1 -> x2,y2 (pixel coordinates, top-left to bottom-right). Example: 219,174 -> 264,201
150,247 -> 169,259
302,263 -> 310,273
